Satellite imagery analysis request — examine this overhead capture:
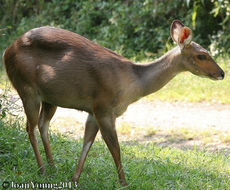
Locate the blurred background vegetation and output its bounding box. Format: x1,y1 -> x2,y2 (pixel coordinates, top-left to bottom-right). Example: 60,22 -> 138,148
0,0 -> 230,65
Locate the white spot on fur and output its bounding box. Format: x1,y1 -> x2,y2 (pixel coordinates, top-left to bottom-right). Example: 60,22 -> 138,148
62,51 -> 74,62
40,65 -> 56,82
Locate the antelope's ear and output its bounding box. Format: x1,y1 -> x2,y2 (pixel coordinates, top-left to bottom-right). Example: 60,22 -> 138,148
170,20 -> 192,50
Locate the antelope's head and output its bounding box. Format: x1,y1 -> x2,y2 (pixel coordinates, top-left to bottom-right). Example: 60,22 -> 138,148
170,20 -> 224,80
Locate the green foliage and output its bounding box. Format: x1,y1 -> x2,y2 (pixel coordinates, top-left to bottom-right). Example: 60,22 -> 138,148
0,0 -> 229,67
210,0 -> 230,55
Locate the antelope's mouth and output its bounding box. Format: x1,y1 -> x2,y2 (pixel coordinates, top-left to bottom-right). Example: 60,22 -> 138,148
208,70 -> 225,80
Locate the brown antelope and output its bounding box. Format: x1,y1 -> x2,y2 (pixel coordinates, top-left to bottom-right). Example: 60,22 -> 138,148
3,20 -> 224,186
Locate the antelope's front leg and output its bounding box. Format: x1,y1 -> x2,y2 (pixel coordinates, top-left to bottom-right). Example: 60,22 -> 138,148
94,109 -> 127,186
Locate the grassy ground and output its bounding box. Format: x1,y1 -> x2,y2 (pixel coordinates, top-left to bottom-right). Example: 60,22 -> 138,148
0,121 -> 230,189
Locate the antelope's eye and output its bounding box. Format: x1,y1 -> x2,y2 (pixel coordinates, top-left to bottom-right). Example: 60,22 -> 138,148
197,54 -> 206,60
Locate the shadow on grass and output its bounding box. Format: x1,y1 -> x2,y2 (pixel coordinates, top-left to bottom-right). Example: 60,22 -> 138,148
0,121 -> 229,189
127,131 -> 230,157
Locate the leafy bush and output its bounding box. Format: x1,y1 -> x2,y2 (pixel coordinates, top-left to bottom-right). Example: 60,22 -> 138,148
210,0 -> 230,55
0,0 -> 228,67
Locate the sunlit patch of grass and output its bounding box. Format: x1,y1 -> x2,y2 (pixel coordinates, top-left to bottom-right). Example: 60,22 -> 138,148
168,128 -> 202,142
166,127 -> 230,146
168,128 -> 197,142
219,133 -> 230,144
117,121 -> 132,136
144,126 -> 158,137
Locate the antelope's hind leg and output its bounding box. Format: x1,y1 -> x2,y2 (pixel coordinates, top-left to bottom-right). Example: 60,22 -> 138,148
21,91 -> 45,173
38,102 -> 57,165
72,114 -> 99,183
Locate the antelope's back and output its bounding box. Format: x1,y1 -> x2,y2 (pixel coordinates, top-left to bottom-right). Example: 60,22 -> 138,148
3,27 -> 136,111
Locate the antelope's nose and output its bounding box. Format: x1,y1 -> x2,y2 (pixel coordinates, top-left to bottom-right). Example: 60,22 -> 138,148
218,70 -> 225,80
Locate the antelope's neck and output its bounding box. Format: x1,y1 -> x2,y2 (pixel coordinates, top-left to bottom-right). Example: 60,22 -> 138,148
134,47 -> 184,98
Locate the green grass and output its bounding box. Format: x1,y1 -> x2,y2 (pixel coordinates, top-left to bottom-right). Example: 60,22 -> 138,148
0,121 -> 229,189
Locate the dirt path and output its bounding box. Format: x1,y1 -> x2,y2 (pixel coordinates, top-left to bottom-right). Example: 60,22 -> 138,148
53,99 -> 230,132
2,88 -> 230,153
118,100 -> 230,131
51,100 -> 230,154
